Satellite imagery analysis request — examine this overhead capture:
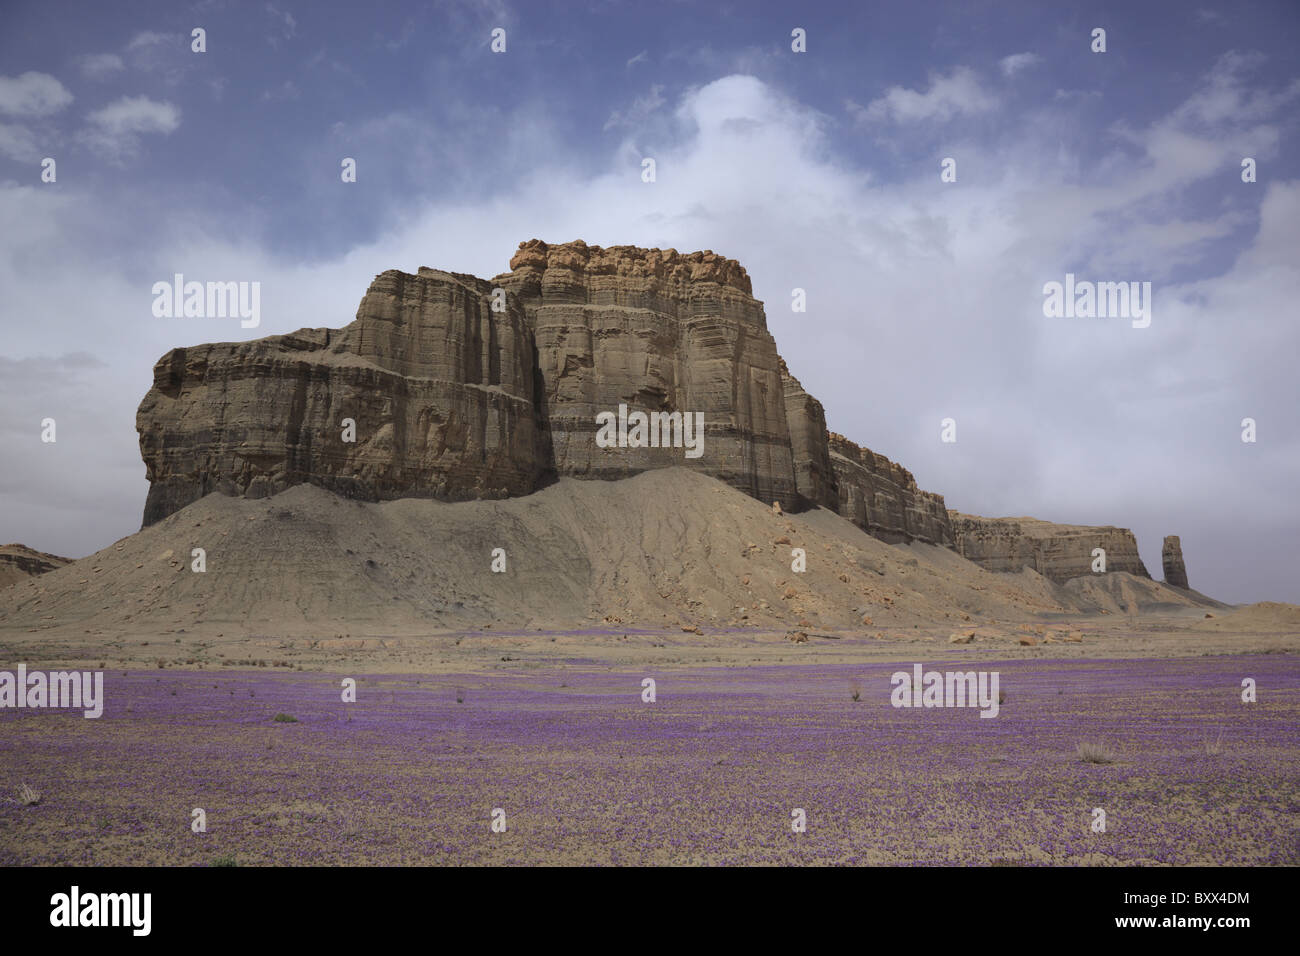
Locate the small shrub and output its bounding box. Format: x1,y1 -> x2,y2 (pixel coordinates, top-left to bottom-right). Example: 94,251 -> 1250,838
17,783 -> 41,806
1076,741 -> 1117,764
272,713 -> 298,723
211,854 -> 238,867
1204,734 -> 1225,756
850,681 -> 861,702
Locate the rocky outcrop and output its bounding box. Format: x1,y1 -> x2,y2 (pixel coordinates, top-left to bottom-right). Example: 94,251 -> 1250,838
948,513 -> 1150,584
1162,535 -> 1189,589
779,361 -> 838,510
493,240 -> 800,508
0,544 -> 70,590
137,268 -> 541,525
134,237 -> 1188,584
829,434 -> 954,546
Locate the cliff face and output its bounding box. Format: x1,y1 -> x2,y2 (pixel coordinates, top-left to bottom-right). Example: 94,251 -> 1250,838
827,433 -> 954,547
779,362 -> 838,511
0,544 -> 71,590
135,239 -> 1185,586
493,240 -> 800,508
137,268 -> 541,525
948,513 -> 1150,584
1163,535 -> 1190,588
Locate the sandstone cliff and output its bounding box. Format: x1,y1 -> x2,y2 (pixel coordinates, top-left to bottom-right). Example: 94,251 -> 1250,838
134,238 -> 1187,588
0,544 -> 71,590
1163,535 -> 1189,589
493,240 -> 800,508
827,433 -> 954,547
948,513 -> 1150,584
137,268 -> 540,525
779,361 -> 838,511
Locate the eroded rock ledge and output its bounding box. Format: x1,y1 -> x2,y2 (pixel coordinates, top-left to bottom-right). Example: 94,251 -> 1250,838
0,544 -> 71,590
948,514 -> 1150,584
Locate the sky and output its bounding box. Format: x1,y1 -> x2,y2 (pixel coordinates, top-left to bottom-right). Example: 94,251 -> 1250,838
0,0 -> 1297,604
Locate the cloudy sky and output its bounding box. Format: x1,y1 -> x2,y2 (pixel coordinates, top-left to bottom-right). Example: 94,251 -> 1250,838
1,0 -> 1297,604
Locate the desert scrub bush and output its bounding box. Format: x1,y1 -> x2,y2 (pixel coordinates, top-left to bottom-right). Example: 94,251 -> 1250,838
17,783 -> 41,806
272,713 -> 299,723
849,681 -> 861,702
1076,741 -> 1118,764
211,854 -> 239,867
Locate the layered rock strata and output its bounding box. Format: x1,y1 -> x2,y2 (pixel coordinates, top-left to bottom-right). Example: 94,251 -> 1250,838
948,513 -> 1151,584
493,240 -> 800,508
135,238 -> 1186,586
137,268 -> 539,525
1162,535 -> 1189,589
0,544 -> 71,589
780,361 -> 839,511
827,433 -> 954,547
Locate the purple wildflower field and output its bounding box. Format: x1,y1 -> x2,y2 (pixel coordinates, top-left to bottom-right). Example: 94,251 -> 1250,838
1,655 -> 1296,866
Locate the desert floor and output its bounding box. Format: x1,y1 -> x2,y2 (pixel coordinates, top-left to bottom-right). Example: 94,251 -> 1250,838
1,621 -> 1296,866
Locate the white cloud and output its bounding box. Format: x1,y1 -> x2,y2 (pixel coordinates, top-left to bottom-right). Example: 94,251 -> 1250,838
0,71 -> 73,117
126,31 -> 173,50
626,50 -> 648,69
999,52 -> 1042,77
77,53 -> 126,81
859,67 -> 996,123
603,84 -> 666,131
82,95 -> 180,161
1,69 -> 1296,602
0,122 -> 42,162
261,80 -> 301,102
1172,51 -> 1300,127
122,31 -> 189,82
265,3 -> 298,47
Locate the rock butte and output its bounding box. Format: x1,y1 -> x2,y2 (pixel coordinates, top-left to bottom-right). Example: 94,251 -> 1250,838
135,239 -> 1185,584
1163,535 -> 1190,589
